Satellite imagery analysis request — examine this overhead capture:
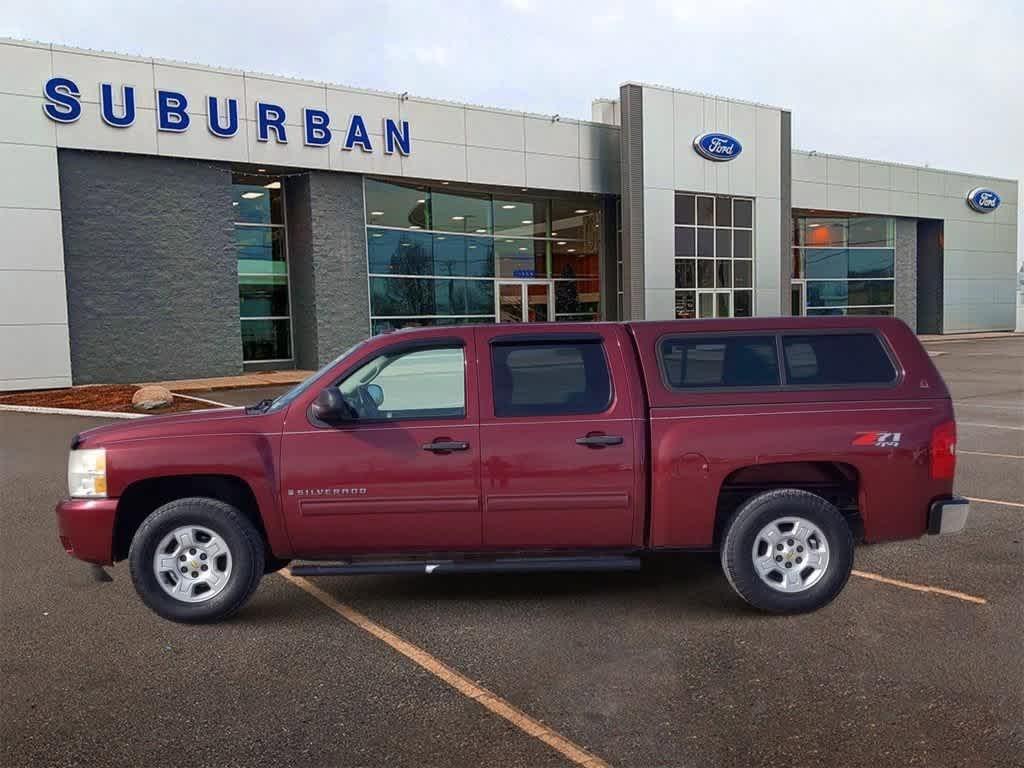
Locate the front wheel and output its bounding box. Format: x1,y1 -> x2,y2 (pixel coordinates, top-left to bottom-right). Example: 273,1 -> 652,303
720,489 -> 853,614
128,497 -> 265,623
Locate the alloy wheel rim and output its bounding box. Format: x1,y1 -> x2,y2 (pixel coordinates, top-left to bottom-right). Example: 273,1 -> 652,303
750,516 -> 830,593
153,525 -> 233,603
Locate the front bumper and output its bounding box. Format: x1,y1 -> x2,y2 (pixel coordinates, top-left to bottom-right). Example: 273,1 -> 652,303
927,497 -> 970,535
55,497 -> 119,565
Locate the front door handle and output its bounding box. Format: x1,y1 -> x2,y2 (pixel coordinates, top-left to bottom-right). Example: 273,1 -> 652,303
575,434 -> 624,448
422,440 -> 470,453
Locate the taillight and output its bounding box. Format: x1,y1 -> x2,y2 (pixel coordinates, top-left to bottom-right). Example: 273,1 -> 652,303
930,420 -> 957,480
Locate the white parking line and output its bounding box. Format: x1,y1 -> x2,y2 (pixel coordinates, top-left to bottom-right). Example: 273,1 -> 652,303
958,422 -> 1024,431
958,450 -> 1023,460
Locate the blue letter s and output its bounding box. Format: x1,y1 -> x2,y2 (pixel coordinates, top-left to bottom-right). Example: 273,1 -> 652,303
42,77 -> 82,123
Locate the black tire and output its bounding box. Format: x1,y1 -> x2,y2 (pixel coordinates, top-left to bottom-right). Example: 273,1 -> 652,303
720,489 -> 853,614
128,497 -> 265,623
264,556 -> 292,574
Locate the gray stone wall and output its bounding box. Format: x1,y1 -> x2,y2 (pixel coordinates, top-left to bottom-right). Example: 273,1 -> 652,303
894,218 -> 918,331
284,174 -> 319,370
58,150 -> 240,384
285,171 -> 369,367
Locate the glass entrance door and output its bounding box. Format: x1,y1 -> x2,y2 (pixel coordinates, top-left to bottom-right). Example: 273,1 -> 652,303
497,281 -> 553,322
697,290 -> 732,318
791,280 -> 806,316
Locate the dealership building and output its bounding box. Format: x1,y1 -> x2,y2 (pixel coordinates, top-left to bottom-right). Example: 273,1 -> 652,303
0,37 -> 1019,390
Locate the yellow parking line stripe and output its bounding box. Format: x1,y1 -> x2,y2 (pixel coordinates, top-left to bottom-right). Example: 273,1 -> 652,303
965,496 -> 1024,509
851,570 -> 987,604
958,450 -> 1024,460
279,570 -> 611,768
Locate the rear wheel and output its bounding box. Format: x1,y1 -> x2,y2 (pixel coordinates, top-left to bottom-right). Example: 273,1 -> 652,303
720,489 -> 853,613
128,497 -> 265,623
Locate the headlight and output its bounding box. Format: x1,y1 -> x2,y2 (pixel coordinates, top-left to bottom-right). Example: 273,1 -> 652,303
68,448 -> 107,498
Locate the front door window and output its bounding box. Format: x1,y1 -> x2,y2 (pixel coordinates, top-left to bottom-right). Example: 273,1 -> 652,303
497,281 -> 553,322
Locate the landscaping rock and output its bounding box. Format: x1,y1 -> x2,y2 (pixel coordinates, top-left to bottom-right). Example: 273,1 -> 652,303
132,385 -> 174,410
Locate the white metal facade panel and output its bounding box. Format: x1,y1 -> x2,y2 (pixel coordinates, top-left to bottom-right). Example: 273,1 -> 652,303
640,82 -> 785,319
0,41 -> 72,389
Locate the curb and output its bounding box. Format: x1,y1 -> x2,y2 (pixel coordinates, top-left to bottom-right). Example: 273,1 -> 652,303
0,403 -> 144,419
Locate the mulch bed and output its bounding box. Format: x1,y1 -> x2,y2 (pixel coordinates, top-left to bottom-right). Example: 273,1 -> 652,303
0,384 -> 218,414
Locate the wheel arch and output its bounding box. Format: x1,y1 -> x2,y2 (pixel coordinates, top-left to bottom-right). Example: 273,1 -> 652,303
113,474 -> 266,562
712,461 -> 863,548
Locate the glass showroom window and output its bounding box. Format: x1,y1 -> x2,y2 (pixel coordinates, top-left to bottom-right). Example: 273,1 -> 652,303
365,178 -> 602,333
674,193 -> 754,319
233,174 -> 292,362
792,215 -> 895,316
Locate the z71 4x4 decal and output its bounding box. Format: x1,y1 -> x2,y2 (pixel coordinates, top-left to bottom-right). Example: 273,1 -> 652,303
852,432 -> 902,448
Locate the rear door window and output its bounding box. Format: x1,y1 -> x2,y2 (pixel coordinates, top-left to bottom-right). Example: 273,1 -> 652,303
659,336 -> 780,389
491,340 -> 612,416
781,333 -> 897,385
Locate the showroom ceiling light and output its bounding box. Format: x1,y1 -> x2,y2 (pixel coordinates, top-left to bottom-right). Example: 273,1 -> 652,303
451,215 -> 465,221
475,228 -> 487,233
501,204 -> 516,210
557,241 -> 566,245
521,219 -> 532,224
574,209 -> 587,214
263,181 -> 281,189
416,198 -> 426,204
370,211 -> 384,216
241,192 -> 264,199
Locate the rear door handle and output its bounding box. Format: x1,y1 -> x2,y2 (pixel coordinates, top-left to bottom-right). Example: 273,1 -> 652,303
422,440 -> 470,453
575,434 -> 624,448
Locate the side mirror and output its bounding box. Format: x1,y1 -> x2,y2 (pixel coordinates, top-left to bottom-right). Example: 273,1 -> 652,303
365,383 -> 384,407
311,386 -> 355,423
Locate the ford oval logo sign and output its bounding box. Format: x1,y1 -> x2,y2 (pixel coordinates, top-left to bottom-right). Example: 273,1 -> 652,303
966,187 -> 1001,213
693,132 -> 742,162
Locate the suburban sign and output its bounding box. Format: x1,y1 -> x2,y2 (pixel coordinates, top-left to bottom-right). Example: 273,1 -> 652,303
693,132 -> 742,162
41,76 -> 412,155
966,187 -> 1001,213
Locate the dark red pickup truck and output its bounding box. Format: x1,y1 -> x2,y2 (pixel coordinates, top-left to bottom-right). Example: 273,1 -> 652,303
57,317 -> 968,622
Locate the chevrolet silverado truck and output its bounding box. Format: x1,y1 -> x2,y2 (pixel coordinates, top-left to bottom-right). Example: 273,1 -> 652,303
57,317 -> 968,623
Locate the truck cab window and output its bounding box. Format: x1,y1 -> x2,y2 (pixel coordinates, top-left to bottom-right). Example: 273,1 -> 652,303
659,335 -> 780,389
491,340 -> 612,417
339,346 -> 466,420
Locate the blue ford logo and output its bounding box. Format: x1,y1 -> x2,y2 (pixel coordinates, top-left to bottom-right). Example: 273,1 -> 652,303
693,132 -> 742,162
966,187 -> 1001,213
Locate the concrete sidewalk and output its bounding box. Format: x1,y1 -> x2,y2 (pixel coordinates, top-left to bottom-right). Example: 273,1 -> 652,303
919,331 -> 1021,342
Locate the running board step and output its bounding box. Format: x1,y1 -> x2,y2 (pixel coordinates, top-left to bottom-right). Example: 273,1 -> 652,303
289,556 -> 643,577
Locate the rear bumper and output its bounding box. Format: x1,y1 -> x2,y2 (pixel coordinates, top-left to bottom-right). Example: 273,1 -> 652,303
927,497 -> 970,535
55,497 -> 118,565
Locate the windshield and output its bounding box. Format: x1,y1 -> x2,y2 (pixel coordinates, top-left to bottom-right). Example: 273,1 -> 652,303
264,340 -> 369,414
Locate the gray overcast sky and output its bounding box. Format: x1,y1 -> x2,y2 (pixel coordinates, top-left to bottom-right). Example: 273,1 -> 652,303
3,0 -> 1021,265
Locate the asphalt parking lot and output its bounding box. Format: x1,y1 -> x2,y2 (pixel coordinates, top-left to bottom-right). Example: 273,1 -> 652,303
1,337 -> 1021,768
